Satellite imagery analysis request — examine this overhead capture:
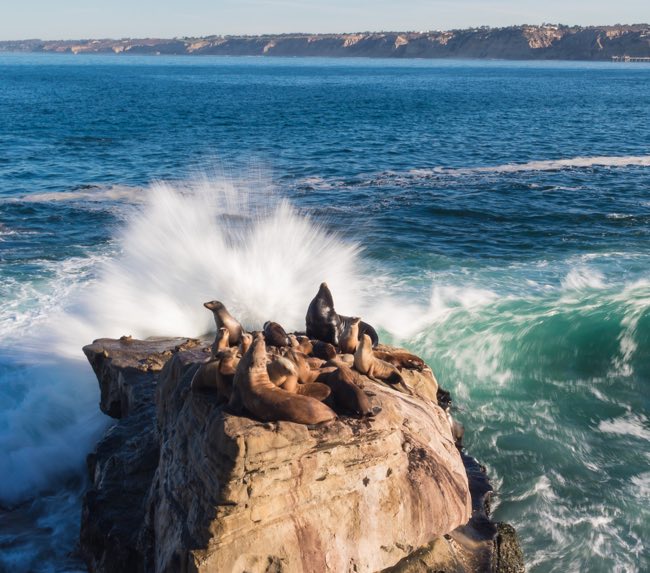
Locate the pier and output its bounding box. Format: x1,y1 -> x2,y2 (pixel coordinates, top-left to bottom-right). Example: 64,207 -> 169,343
612,55 -> 650,62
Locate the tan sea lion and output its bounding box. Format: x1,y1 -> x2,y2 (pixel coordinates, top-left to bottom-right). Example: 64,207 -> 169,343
339,317 -> 360,354
373,348 -> 426,372
191,348 -> 239,402
238,332 -> 253,355
230,334 -> 336,425
354,334 -> 407,388
288,334 -> 313,355
210,327 -> 230,356
204,300 -> 244,345
267,356 -> 299,392
263,321 -> 291,347
267,355 -> 331,400
283,349 -> 321,384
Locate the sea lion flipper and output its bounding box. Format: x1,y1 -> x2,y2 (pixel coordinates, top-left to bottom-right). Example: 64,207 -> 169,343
296,382 -> 331,401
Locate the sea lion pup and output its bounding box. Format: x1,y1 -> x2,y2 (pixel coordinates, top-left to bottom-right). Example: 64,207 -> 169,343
305,282 -> 380,347
263,321 -> 291,347
230,334 -> 336,425
322,365 -> 373,417
372,349 -> 426,372
354,334 -> 408,389
339,317 -> 360,354
203,300 -> 244,346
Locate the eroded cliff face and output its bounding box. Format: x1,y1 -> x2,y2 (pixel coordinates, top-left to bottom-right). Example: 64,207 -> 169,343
80,337 -> 524,573
2,25 -> 649,60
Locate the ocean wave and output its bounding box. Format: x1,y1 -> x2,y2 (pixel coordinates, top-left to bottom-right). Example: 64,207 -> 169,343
14,185 -> 145,204
411,154 -> 650,177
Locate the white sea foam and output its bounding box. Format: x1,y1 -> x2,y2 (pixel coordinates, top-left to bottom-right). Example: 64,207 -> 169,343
561,266 -> 606,290
598,413 -> 650,441
16,185 -> 145,204
411,154 -> 650,177
0,178 -> 366,502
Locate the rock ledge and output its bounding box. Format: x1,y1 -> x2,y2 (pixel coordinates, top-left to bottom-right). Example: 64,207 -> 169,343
80,337 -> 524,573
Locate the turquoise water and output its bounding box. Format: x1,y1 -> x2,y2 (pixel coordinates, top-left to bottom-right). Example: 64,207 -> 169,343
0,53 -> 649,572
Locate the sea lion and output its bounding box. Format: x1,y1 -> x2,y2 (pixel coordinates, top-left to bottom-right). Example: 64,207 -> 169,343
306,282 -> 341,345
267,356 -> 299,391
267,355 -> 331,400
238,332 -> 253,355
211,327 -> 230,356
339,317 -> 360,354
305,282 -> 379,347
230,334 -> 336,425
373,348 -> 426,372
263,321 -> 291,347
288,334 -> 313,355
311,340 -> 337,361
191,348 -> 239,402
204,300 -> 244,346
322,364 -> 373,417
354,334 -> 407,389
283,349 -> 321,384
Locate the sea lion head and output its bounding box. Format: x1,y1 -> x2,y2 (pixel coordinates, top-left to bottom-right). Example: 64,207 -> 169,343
317,282 -> 335,307
203,300 -> 224,311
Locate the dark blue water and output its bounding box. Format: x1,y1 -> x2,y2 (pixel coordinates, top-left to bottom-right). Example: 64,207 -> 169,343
1,53 -> 649,572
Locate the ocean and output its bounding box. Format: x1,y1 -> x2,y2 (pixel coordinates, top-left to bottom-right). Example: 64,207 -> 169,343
0,53 -> 648,572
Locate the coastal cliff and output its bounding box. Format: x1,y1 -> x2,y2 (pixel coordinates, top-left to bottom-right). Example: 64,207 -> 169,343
79,336 -> 524,572
2,25 -> 649,60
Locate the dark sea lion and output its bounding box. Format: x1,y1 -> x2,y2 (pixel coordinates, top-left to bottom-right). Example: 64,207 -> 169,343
322,364 -> 373,417
230,334 -> 336,425
204,300 -> 244,346
306,282 -> 341,344
305,282 -> 379,347
311,340 -> 337,361
263,321 -> 291,347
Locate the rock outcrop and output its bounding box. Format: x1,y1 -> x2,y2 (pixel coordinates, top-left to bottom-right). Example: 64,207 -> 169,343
2,25 -> 649,61
80,336 -> 524,572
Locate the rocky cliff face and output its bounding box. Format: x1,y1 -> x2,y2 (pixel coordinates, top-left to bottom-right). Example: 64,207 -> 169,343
2,25 -> 649,60
80,337 -> 524,572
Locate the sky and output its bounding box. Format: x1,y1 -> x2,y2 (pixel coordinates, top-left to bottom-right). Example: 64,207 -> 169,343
2,0 -> 649,41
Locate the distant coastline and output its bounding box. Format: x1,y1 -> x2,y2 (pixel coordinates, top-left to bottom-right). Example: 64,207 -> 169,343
1,24 -> 650,61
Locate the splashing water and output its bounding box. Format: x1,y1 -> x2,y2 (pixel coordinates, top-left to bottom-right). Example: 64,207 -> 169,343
1,179 -> 367,506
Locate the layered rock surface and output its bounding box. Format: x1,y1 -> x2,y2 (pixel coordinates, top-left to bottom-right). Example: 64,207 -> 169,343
81,337 -> 524,572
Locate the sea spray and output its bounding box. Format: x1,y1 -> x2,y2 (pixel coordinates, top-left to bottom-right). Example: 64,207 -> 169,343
0,178 -> 367,503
